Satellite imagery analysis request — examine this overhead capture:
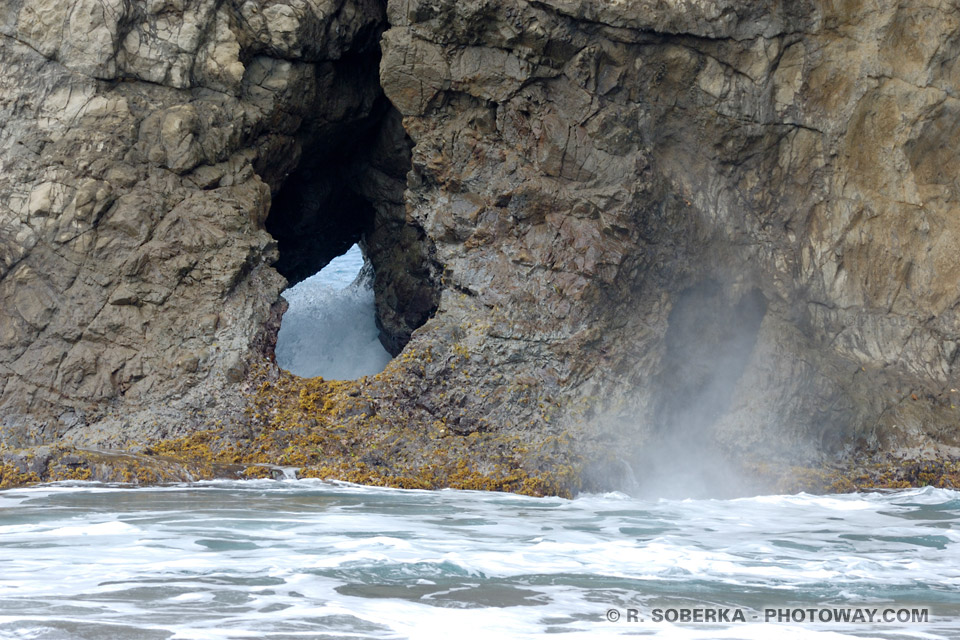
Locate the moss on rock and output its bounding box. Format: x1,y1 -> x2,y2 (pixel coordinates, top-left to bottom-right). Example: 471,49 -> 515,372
145,358 -> 584,497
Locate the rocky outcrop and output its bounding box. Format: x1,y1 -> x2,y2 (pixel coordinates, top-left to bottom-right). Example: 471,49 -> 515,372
1,0 -> 958,493
0,0 -> 408,445
373,0 -> 960,486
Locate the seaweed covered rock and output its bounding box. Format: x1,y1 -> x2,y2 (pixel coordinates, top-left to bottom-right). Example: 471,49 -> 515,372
1,0 -> 959,494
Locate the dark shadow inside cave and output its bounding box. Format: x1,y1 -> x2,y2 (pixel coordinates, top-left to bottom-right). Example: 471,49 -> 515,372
267,166 -> 375,288
264,83 -> 385,289
265,83 -> 440,370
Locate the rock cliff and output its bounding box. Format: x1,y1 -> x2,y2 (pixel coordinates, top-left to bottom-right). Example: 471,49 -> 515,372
375,0 -> 960,488
1,0 -> 958,493
0,0 -> 403,443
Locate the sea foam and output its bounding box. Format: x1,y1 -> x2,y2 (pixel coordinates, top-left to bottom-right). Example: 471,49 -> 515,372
1,482 -> 958,639
275,244 -> 392,380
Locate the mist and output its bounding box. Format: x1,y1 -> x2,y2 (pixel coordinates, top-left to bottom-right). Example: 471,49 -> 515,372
623,281 -> 769,499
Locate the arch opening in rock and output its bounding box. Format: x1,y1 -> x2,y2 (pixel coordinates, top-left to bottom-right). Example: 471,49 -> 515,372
264,104 -> 380,290
264,92 -> 441,378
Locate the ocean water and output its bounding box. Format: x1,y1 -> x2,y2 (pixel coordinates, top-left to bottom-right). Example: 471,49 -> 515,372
275,244 -> 392,380
0,482 -> 958,639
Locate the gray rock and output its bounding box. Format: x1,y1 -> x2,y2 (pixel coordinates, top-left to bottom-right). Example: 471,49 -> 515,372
0,0 -> 387,443
376,0 -> 960,474
1,0 -> 958,491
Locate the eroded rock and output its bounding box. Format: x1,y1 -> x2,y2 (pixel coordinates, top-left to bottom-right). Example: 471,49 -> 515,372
0,0 -> 390,445
375,0 -> 960,482
1,0 -> 958,493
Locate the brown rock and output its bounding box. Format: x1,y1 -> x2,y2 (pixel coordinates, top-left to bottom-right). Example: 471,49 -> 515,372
1,0 -> 958,494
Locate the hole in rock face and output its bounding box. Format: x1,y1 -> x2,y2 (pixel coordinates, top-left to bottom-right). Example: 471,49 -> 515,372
261,35 -> 440,379
274,243 -> 392,380
264,99 -> 388,380
264,84 -> 440,378
265,125 -> 377,288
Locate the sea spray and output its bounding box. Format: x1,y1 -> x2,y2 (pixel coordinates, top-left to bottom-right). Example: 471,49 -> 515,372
275,244 -> 392,380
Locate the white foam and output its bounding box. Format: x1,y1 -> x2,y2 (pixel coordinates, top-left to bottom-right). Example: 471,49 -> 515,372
0,483 -> 957,639
275,244 -> 392,380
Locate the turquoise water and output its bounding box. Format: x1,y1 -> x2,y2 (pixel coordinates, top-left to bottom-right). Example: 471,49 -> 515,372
1,482 -> 958,639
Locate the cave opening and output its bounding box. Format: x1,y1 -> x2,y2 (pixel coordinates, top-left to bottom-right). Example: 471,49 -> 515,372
263,47 -> 385,291
266,156 -> 375,289
264,78 -> 441,379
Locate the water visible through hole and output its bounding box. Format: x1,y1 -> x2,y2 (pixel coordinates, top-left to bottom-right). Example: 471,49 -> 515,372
274,244 -> 392,380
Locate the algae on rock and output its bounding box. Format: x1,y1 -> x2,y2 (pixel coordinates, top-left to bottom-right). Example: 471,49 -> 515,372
1,0 -> 959,494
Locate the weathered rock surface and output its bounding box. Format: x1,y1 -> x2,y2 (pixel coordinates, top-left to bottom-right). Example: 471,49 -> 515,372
1,0 -> 958,493
374,0 -> 960,484
0,0 -> 403,446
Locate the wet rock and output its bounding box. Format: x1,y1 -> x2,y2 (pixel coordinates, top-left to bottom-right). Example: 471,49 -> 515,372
377,0 -> 960,470
2,0 -> 959,492
0,0 -> 387,444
